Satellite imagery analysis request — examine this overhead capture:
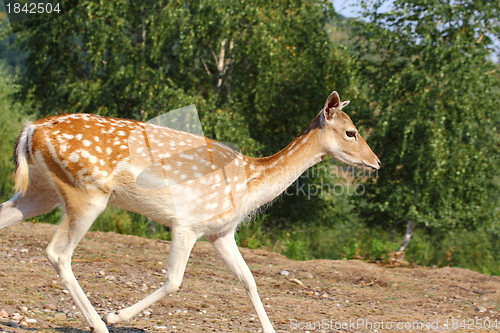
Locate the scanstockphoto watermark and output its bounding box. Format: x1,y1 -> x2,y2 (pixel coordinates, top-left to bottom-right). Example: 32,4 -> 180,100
285,178 -> 367,199
284,165 -> 378,199
299,164 -> 379,180
289,318 -> 500,331
290,318 -> 431,331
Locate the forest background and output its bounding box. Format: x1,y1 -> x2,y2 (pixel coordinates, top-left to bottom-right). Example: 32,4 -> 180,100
0,0 -> 499,275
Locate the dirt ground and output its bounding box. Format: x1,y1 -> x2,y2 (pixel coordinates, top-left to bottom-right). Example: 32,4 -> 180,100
1,222 -> 499,333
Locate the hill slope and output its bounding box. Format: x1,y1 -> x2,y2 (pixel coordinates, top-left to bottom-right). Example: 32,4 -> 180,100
1,222 -> 499,332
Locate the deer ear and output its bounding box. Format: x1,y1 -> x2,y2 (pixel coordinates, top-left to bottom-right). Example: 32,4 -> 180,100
340,100 -> 350,109
324,91 -> 341,121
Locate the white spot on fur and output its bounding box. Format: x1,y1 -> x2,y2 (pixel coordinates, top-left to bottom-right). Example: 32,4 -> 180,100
81,150 -> 90,158
83,140 -> 91,147
69,152 -> 79,163
76,134 -> 83,140
89,155 -> 97,164
106,147 -> 112,155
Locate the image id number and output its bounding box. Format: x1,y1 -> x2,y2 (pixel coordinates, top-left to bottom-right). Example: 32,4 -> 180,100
6,2 -> 61,14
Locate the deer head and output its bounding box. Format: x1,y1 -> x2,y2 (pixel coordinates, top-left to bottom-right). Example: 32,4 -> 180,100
319,91 -> 381,171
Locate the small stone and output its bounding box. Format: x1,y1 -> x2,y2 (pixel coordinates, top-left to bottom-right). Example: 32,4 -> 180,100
280,270 -> 290,277
105,275 -> 116,281
153,326 -> 167,330
54,313 -> 67,320
20,249 -> 29,253
304,272 -> 314,279
476,307 -> 487,313
43,304 -> 57,311
11,313 -> 23,321
61,289 -> 69,294
20,306 -> 29,314
289,278 -> 304,287
6,321 -> 19,328
143,310 -> 151,316
25,318 -> 37,324
98,271 -> 105,276
0,309 -> 8,318
321,293 -> 329,298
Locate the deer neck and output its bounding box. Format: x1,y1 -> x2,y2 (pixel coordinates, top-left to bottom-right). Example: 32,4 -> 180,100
243,124 -> 324,210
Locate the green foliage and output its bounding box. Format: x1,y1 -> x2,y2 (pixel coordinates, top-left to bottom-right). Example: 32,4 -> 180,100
0,67 -> 27,202
368,238 -> 397,262
235,215 -> 271,250
351,0 -> 500,233
283,237 -> 310,261
0,2 -> 26,72
406,229 -> 500,275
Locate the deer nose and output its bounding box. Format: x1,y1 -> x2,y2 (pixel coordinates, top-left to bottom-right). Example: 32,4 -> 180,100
377,159 -> 381,167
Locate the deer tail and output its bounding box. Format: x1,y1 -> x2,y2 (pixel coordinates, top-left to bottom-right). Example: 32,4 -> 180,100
14,122 -> 34,196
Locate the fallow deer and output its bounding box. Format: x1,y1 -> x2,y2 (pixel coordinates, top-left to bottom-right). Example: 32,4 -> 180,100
0,91 -> 380,333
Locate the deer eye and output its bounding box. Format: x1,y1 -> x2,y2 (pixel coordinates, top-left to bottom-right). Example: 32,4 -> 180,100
346,130 -> 356,138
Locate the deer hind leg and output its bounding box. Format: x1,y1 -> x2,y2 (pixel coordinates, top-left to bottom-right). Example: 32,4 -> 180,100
103,226 -> 198,325
207,229 -> 276,333
45,190 -> 110,333
0,168 -> 60,229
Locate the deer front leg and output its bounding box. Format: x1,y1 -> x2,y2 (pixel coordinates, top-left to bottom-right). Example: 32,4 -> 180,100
207,229 -> 276,333
102,227 -> 198,324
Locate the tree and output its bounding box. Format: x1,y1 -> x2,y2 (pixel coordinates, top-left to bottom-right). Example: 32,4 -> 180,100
16,0 -> 342,155
0,2 -> 25,70
351,0 -> 500,248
